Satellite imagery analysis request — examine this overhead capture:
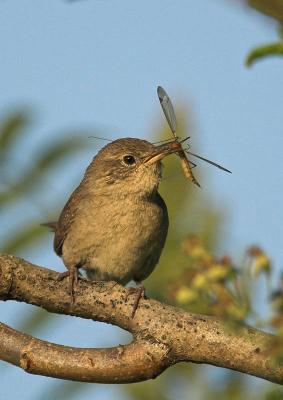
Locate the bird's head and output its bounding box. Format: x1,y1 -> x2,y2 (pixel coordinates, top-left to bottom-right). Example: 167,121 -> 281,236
84,137 -> 177,197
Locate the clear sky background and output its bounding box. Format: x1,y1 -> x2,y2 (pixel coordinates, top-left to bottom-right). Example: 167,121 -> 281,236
0,1 -> 283,399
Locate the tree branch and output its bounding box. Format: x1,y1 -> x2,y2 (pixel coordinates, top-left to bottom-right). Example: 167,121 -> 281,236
0,253 -> 282,385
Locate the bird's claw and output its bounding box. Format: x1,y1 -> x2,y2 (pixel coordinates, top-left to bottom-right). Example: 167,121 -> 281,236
55,268 -> 78,305
126,284 -> 146,318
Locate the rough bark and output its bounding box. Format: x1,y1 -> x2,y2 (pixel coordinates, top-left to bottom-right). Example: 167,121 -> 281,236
0,253 -> 282,384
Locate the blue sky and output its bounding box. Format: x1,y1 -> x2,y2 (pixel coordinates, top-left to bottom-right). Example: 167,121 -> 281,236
1,1 -> 283,398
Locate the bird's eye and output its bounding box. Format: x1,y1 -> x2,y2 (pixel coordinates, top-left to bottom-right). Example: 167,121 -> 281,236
122,155 -> 137,166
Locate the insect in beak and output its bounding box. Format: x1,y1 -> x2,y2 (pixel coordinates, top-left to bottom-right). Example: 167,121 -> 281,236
157,86 -> 231,187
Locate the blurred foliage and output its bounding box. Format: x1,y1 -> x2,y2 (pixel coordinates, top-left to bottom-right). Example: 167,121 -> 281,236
245,30 -> 283,67
245,1 -> 283,66
248,0 -> 283,22
0,111 -> 30,158
170,236 -> 271,321
0,110 -> 91,345
0,114 -> 89,207
0,110 -> 89,252
38,381 -> 89,400
2,224 -> 50,254
265,388 -> 283,400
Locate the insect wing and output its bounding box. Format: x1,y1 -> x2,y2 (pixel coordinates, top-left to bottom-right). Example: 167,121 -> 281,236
157,86 -> 177,136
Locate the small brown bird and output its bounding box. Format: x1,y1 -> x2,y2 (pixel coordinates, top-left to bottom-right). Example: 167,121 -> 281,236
46,138 -> 178,314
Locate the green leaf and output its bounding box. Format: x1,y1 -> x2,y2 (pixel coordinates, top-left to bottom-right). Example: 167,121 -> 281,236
0,111 -> 31,158
248,0 -> 283,23
32,135 -> 88,172
265,388 -> 283,400
1,223 -> 48,253
0,136 -> 88,206
245,42 -> 283,67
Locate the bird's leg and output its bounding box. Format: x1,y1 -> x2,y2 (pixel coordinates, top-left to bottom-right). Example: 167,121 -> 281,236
55,265 -> 79,304
69,266 -> 78,304
126,281 -> 146,318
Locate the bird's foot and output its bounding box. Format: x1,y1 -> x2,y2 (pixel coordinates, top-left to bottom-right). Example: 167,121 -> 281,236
55,267 -> 79,305
126,283 -> 146,318
55,271 -> 70,282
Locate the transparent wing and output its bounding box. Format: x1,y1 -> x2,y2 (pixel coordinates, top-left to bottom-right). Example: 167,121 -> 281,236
157,86 -> 177,136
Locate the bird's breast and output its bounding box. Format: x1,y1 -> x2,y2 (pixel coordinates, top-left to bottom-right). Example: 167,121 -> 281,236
63,193 -> 168,284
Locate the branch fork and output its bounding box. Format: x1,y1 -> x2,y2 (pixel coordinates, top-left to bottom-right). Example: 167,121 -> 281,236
0,253 -> 282,385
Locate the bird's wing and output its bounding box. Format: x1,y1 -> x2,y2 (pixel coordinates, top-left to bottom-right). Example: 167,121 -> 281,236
53,185 -> 85,256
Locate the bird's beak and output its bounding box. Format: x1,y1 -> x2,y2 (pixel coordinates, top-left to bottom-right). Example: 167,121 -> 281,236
143,141 -> 181,165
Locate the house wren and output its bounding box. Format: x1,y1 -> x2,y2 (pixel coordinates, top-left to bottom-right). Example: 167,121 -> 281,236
46,138 -> 178,314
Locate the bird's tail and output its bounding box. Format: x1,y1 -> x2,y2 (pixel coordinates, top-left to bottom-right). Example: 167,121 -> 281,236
41,221 -> 58,232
